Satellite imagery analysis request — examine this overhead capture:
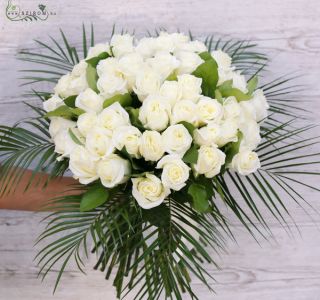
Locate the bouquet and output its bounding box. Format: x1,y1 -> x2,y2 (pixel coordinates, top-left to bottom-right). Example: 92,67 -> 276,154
0,25 -> 319,299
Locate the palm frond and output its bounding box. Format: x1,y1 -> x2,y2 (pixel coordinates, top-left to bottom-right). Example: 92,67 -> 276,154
0,113 -> 68,196
37,189 -> 226,299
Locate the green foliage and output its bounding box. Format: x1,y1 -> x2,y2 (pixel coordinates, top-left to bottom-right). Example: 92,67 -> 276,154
80,184 -> 109,212
188,183 -> 210,213
103,93 -> 132,108
86,63 -> 99,92
85,51 -> 110,67
4,24 -> 319,300
218,80 -> 252,101
63,95 -> 77,108
0,103 -> 69,196
179,121 -> 196,136
224,131 -> 243,167
68,128 -> 84,146
86,51 -> 111,92
44,105 -> 84,119
182,144 -> 199,164
192,54 -> 218,98
247,75 -> 258,95
126,107 -> 145,131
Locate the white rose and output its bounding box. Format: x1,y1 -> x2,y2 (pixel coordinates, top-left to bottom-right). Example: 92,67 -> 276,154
252,89 -> 269,122
85,126 -> 114,160
175,51 -> 203,74
177,40 -> 207,53
49,117 -> 76,138
98,102 -> 130,131
97,74 -> 127,98
68,74 -> 89,96
154,32 -> 176,53
139,95 -> 171,131
97,154 -> 131,188
217,68 -> 233,86
193,145 -> 226,178
197,96 -> 223,124
75,88 -> 104,113
72,60 -> 88,77
118,53 -> 144,90
133,67 -> 161,101
223,96 -> 241,120
194,122 -> 221,146
110,34 -> 134,57
159,80 -> 183,106
54,128 -> 83,158
156,155 -> 190,191
171,100 -> 198,125
162,124 -> 192,157
231,150 -> 261,175
216,118 -> 239,147
135,37 -> 157,58
211,50 -> 232,70
43,95 -> 64,112
69,61 -> 89,95
96,57 -> 120,78
166,32 -> 189,47
69,146 -> 99,184
77,112 -> 98,137
239,119 -> 261,151
239,100 -> 256,121
86,43 -> 110,59
54,74 -> 72,98
132,174 -> 169,209
112,125 -> 142,158
147,52 -> 180,81
178,74 -> 202,102
232,71 -> 248,93
139,131 -> 164,161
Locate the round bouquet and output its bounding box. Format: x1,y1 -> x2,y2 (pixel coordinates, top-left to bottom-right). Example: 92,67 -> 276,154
46,32 -> 265,210
1,26 -> 318,299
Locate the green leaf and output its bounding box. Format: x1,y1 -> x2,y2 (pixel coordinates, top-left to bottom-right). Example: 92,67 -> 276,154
86,63 -> 99,93
179,121 -> 196,136
119,147 -> 144,171
182,144 -> 198,164
126,107 -> 145,131
71,108 -> 85,116
224,130 -> 243,166
142,204 -> 170,227
247,75 -> 258,95
198,51 -> 212,61
80,185 -> 109,212
188,183 -> 209,213
85,52 -> 110,93
68,128 -> 84,146
63,95 -> 77,108
45,105 -> 84,119
45,105 -> 74,119
103,93 -> 132,108
85,52 -> 110,67
214,89 -> 223,104
192,57 -> 218,98
219,80 -> 252,102
166,72 -> 178,81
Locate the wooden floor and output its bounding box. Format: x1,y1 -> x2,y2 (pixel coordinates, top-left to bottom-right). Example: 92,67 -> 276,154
0,0 -> 320,299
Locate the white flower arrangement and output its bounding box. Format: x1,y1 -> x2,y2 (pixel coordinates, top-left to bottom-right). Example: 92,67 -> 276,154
44,31 -> 268,209
2,26 -> 318,300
